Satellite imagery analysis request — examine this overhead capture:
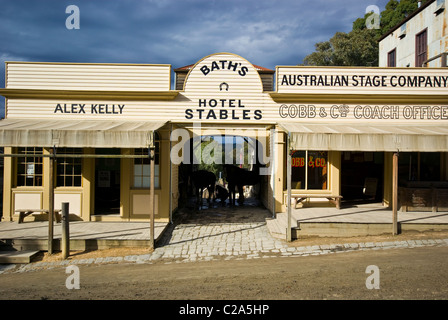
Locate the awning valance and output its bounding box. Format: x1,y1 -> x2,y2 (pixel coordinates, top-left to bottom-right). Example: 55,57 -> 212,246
0,119 -> 166,148
279,123 -> 448,152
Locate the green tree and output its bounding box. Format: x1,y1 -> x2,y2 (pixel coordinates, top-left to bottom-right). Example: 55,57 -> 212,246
302,0 -> 428,66
303,29 -> 379,66
380,0 -> 426,35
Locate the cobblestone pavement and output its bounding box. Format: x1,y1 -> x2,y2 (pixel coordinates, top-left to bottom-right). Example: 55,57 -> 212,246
2,217 -> 448,274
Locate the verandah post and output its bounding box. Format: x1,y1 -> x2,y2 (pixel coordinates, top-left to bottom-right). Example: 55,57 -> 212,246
149,139 -> 156,249
286,133 -> 292,242
61,202 -> 70,259
392,151 -> 399,235
48,147 -> 55,254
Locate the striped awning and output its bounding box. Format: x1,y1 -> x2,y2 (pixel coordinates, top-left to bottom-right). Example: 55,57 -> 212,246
0,119 -> 166,148
280,122 -> 448,152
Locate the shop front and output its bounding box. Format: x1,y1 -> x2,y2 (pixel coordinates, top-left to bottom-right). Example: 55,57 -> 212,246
0,53 -> 447,236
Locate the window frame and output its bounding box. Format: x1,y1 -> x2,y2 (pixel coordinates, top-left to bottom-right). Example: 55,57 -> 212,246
56,148 -> 83,188
290,150 -> 329,191
415,28 -> 428,67
132,133 -> 160,189
387,48 -> 396,67
16,147 -> 44,187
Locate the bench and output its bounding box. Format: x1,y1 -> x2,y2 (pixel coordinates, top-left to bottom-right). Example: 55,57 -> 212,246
286,194 -> 343,209
15,209 -> 62,224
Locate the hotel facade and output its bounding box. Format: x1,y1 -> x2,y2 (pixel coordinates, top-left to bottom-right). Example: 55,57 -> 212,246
0,50 -> 446,236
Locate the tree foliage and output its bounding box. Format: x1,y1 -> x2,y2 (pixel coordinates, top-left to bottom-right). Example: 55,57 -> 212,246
302,0 -> 429,66
303,29 -> 379,66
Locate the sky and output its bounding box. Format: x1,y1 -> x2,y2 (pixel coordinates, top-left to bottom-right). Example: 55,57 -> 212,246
0,0 -> 389,118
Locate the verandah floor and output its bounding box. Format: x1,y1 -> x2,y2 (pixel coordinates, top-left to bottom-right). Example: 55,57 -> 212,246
2,202 -> 448,249
0,220 -> 168,251
267,202 -> 448,239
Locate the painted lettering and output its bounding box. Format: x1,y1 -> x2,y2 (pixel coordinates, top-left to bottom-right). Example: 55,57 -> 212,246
199,60 -> 248,76
280,74 -> 448,88
54,104 -> 64,113
53,103 -> 125,115
254,110 -> 262,120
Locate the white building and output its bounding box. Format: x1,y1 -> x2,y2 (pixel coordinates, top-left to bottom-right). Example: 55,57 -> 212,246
379,0 -> 447,67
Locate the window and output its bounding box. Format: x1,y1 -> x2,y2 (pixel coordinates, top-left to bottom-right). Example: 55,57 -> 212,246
291,151 -> 328,190
57,148 -> 82,187
435,0 -> 445,15
399,23 -> 406,39
415,29 -> 427,67
388,49 -> 396,67
399,152 -> 440,183
133,133 -> 160,188
17,147 -> 43,187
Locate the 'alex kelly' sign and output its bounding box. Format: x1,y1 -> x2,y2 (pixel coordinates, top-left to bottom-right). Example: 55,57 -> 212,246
54,103 -> 125,114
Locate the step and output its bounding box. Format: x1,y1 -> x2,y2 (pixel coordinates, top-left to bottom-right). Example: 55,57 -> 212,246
275,212 -> 299,229
0,250 -> 40,264
266,213 -> 298,239
266,218 -> 286,239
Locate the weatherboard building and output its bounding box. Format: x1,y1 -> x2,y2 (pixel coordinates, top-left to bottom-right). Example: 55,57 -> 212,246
0,51 -> 447,241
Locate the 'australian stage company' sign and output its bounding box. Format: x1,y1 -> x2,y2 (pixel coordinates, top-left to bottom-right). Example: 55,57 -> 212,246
276,66 -> 448,95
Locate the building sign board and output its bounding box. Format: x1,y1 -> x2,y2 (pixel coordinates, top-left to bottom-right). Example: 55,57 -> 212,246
276,66 -> 448,95
2,53 -> 448,125
278,104 -> 448,121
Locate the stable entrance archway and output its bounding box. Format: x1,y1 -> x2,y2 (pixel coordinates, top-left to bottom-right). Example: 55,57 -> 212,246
172,125 -> 274,220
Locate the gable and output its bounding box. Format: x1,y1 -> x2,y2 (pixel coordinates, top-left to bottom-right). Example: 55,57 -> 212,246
183,53 -> 264,94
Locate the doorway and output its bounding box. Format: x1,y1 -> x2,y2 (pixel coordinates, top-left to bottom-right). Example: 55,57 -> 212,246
94,148 -> 121,215
178,134 -> 268,210
341,152 -> 384,204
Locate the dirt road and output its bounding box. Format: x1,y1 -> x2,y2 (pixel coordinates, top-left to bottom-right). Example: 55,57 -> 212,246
1,245 -> 447,303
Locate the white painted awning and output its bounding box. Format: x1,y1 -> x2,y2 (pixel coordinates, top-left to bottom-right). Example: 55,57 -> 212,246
0,119 -> 166,148
279,123 -> 448,152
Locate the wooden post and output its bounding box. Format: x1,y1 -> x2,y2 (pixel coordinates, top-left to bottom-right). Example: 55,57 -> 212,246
61,202 -> 70,259
48,148 -> 55,254
286,134 -> 292,242
149,144 -> 155,249
392,152 -> 399,235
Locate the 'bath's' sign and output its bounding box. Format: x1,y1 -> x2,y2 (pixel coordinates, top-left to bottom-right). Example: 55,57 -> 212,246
199,60 -> 249,77
183,54 -> 263,120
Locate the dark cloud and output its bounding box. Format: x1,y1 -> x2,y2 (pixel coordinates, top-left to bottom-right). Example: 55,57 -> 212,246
0,0 -> 389,118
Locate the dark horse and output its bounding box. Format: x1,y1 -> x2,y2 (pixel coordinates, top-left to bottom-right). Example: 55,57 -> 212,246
224,164 -> 262,206
190,170 -> 216,209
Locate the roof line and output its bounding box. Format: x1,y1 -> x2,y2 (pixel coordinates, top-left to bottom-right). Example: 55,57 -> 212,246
378,0 -> 436,42
174,63 -> 274,72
